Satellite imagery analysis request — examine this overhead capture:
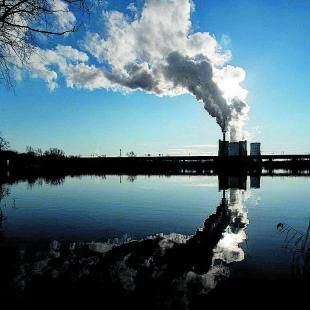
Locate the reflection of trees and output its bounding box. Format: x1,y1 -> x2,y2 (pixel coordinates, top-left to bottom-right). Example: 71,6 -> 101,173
26,176 -> 65,188
0,184 -> 10,202
43,176 -> 65,186
0,184 -> 10,228
127,175 -> 137,183
26,177 -> 41,189
0,207 -> 6,228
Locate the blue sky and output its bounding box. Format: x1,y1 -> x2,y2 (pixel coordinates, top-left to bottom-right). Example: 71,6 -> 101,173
0,0 -> 309,156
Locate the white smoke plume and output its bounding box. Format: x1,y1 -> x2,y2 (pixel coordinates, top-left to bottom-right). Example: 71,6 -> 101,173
13,0 -> 249,140
81,0 -> 249,140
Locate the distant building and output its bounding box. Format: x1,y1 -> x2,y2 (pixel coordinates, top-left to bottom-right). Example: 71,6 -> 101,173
239,141 -> 247,156
219,140 -> 248,157
228,142 -> 239,156
250,143 -> 261,156
218,140 -> 229,157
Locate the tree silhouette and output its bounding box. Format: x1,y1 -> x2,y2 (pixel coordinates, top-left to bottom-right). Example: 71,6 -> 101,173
44,147 -> 65,158
26,146 -> 43,156
0,133 -> 10,151
0,0 -> 88,86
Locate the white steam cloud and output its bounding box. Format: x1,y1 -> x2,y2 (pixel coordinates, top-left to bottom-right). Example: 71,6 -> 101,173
15,0 -> 249,140
82,0 -> 249,139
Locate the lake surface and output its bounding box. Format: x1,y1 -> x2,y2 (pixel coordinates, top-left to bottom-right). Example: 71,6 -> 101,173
0,174 -> 309,308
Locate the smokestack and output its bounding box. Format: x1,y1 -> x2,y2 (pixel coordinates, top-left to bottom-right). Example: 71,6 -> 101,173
223,131 -> 226,142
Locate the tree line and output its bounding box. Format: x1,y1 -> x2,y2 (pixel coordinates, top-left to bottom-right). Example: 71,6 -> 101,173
0,132 -> 66,158
25,146 -> 66,158
0,133 -> 140,158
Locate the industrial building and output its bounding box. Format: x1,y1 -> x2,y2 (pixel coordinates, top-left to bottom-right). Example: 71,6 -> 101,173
250,143 -> 261,156
218,134 -> 261,157
218,140 -> 248,157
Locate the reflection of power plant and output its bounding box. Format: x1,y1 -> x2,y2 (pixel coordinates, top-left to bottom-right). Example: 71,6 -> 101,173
218,133 -> 261,157
210,187 -> 249,271
218,174 -> 260,190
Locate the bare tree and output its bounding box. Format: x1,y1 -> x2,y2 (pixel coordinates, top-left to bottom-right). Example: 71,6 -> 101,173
26,145 -> 35,155
0,133 -> 10,151
36,147 -> 43,156
44,147 -> 65,158
0,0 -> 89,86
26,145 -> 43,156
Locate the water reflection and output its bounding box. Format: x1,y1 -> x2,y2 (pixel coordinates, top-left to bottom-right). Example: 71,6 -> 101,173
0,175 -> 251,309
277,220 -> 310,279
1,172 -> 310,307
0,184 -> 10,228
127,175 -> 138,182
26,175 -> 65,188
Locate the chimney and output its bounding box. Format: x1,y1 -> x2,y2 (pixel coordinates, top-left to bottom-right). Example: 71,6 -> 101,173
223,131 -> 226,142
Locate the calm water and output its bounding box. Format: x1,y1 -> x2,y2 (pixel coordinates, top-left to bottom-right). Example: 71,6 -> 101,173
0,174 -> 309,308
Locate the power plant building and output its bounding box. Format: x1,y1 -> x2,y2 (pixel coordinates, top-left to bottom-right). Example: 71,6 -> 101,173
219,139 -> 248,157
228,142 -> 239,156
250,143 -> 261,156
239,141 -> 247,156
218,140 -> 229,157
